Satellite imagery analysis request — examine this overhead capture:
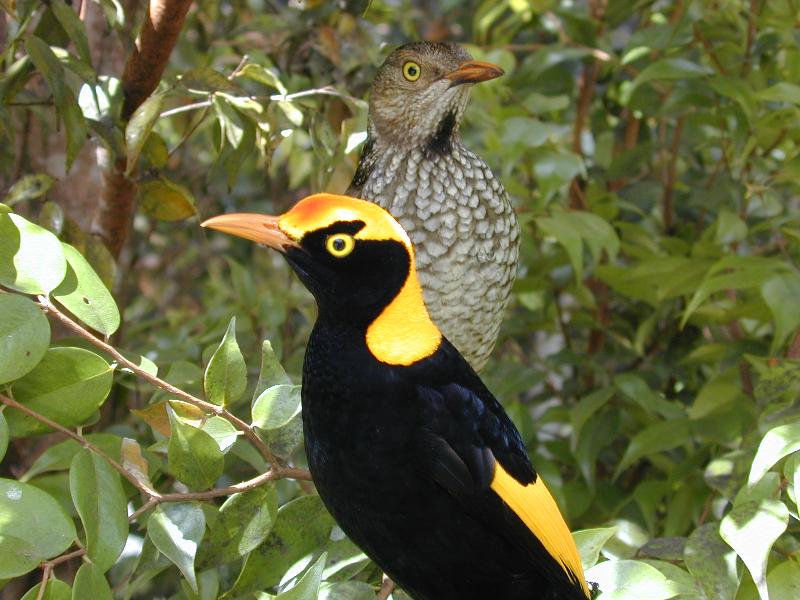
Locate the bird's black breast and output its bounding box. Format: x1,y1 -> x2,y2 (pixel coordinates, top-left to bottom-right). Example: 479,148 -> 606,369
301,320 -> 586,600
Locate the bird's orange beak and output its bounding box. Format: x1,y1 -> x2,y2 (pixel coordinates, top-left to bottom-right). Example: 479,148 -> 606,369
201,213 -> 299,252
445,60 -> 504,86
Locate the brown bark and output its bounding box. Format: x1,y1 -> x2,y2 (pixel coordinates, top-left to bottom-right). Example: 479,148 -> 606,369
91,0 -> 194,258
121,0 -> 193,120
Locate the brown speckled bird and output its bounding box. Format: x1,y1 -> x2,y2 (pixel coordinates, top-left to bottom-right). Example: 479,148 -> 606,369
347,41 -> 519,371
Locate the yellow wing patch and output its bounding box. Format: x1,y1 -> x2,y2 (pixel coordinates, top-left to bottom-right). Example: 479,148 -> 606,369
490,463 -> 590,597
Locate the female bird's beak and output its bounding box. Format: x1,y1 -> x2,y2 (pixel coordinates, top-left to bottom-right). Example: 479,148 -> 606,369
445,60 -> 504,86
201,213 -> 299,252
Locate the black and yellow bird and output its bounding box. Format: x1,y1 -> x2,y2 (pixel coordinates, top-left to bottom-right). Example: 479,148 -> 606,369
202,194 -> 589,600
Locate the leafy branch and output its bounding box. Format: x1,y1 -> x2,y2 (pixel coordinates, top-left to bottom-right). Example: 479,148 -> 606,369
34,294 -> 311,482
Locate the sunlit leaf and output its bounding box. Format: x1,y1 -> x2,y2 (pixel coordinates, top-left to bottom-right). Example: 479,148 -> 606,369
574,527 -> 619,572
0,212 -> 66,294
721,497 -> 789,599
0,478 -> 76,578
53,243 -> 120,336
585,559 -> 679,599
147,503 -> 205,593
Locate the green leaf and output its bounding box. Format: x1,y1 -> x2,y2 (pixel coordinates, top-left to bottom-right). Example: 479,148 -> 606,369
763,560 -> 800,599
0,478 -> 76,578
628,58 -> 709,92
573,527 -> 619,572
236,64 -> 287,94
53,243 -> 120,336
125,93 -> 164,175
252,340 -> 291,403
688,368 -> 746,420
69,448 -> 128,570
147,503 -> 206,593
2,173 -> 55,206
571,388 -> 615,451
49,0 -> 92,68
614,374 -> 684,419
0,413 -> 8,463
230,495 -> 334,596
614,419 -> 691,479
72,562 -> 112,600
167,406 -> 224,490
274,552 -> 327,600
0,294 -> 50,384
584,559 -> 679,599
252,384 -> 302,431
537,210 -> 618,282
22,433 -> 122,481
20,579 -> 71,600
7,347 -> 113,436
199,485 -> 278,567
0,212 -> 66,294
684,523 -> 738,600
756,82 -> 800,104
138,177 -> 198,221
25,36 -> 87,170
761,273 -> 800,353
204,317 -> 246,406
200,416 -> 239,452
681,256 -> 790,327
748,421 -> 800,488
720,498 -> 789,599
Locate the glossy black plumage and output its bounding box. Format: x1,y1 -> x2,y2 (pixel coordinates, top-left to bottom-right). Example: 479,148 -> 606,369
202,195 -> 590,600
303,318 -> 586,599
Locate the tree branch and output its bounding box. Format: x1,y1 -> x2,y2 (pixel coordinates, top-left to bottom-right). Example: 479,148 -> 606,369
35,295 -> 311,481
0,393 -> 159,495
92,0 -> 194,258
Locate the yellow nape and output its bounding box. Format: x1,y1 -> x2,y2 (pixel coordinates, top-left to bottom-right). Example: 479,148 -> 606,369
366,268 -> 442,366
490,463 -> 590,597
279,193 -> 412,248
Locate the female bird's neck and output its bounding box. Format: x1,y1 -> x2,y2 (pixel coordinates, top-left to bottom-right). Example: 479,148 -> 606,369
367,113 -> 463,157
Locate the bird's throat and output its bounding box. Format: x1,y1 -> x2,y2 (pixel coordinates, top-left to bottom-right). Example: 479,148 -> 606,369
365,270 -> 442,366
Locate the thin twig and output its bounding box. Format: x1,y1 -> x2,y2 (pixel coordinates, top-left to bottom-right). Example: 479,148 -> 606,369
0,393 -> 160,495
662,116 -> 685,233
43,548 -> 87,568
36,564 -> 52,600
36,296 -> 311,479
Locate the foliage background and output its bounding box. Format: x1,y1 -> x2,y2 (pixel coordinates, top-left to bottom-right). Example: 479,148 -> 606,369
1,0 -> 800,598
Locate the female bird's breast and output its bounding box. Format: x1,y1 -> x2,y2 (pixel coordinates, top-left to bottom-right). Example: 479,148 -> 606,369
350,143 -> 519,370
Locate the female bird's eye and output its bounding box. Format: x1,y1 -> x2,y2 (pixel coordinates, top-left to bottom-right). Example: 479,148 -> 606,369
402,61 -> 421,81
325,234 -> 355,258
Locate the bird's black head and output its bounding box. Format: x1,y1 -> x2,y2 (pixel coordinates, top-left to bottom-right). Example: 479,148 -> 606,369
368,41 -> 504,152
202,194 -> 442,365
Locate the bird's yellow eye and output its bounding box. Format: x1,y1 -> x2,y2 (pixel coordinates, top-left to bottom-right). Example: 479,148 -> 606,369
402,61 -> 421,81
325,233 -> 355,258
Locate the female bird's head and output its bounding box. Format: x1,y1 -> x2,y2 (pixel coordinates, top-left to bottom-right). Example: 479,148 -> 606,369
202,194 -> 442,365
367,42 -> 503,152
